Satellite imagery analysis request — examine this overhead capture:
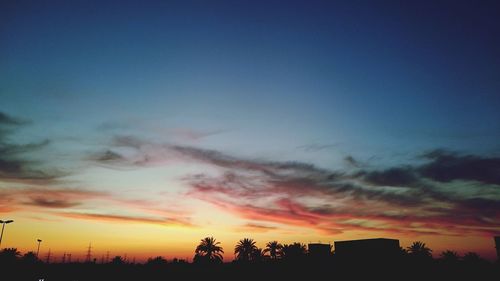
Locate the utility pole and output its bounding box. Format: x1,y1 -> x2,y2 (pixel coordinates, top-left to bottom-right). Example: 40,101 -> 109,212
45,248 -> 51,263
0,220 -> 14,248
36,239 -> 42,258
62,252 -> 66,263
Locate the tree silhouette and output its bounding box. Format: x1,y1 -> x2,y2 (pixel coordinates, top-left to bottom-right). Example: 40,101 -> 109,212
440,250 -> 460,262
263,241 -> 283,260
146,256 -> 168,266
194,236 -> 224,264
111,256 -> 125,265
281,243 -> 307,261
21,251 -> 39,264
234,238 -> 258,262
0,248 -> 21,264
406,241 -> 432,260
462,252 -> 481,263
0,242 -> 497,281
399,246 -> 408,256
250,248 -> 265,262
462,252 -> 487,268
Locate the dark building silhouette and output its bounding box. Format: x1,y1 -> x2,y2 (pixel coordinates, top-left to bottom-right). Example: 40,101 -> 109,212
334,238 -> 400,262
495,236 -> 500,261
308,243 -> 331,259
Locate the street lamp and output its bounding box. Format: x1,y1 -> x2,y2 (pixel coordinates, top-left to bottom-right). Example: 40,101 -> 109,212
36,239 -> 42,258
0,219 -> 14,248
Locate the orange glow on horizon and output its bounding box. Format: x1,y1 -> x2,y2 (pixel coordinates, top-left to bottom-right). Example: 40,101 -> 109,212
1,211 -> 497,262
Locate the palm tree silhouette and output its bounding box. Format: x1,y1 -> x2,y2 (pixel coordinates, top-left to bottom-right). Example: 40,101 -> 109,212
281,243 -> 307,261
263,241 -> 283,260
463,252 -> 481,262
399,246 -> 408,256
406,241 -> 432,260
462,252 -> 485,267
251,248 -> 265,262
440,250 -> 460,262
235,238 -> 258,262
194,237 -> 224,264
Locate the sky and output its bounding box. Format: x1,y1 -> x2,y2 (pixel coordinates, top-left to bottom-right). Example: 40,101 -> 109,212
1,0 -> 500,262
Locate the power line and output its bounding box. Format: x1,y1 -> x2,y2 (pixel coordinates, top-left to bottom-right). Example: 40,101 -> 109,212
85,242 -> 92,263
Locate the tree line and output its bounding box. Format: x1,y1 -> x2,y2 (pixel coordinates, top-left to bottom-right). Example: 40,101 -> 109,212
0,237 -> 493,265
0,237 -> 498,281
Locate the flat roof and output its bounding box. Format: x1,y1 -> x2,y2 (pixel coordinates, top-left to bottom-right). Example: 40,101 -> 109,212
334,238 -> 398,243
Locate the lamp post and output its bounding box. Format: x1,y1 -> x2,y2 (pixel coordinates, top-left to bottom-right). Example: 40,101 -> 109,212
0,219 -> 14,248
36,239 -> 42,258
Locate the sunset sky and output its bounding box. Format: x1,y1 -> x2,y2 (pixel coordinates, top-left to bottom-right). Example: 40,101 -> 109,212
1,0 -> 500,262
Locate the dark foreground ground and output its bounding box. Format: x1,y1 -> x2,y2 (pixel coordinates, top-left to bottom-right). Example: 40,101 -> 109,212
0,259 -> 500,281
1,258 -> 500,281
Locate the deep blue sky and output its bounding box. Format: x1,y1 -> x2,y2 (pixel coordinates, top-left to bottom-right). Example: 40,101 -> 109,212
1,0 -> 500,171
2,1 -> 499,163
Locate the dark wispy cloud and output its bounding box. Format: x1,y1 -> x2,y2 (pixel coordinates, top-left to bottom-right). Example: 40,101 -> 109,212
97,120 -> 230,142
170,128 -> 231,141
57,212 -> 193,227
244,223 -> 277,231
0,185 -> 194,227
0,187 -> 107,211
0,111 -> 28,126
235,223 -> 278,233
0,139 -> 50,155
88,150 -> 126,163
24,197 -> 81,208
179,147 -> 500,236
0,112 -> 65,184
112,135 -> 145,149
344,156 -> 360,168
358,149 -> 500,187
297,143 -> 337,152
358,167 -> 419,187
418,149 -> 500,185
0,116 -> 197,227
91,135 -> 500,237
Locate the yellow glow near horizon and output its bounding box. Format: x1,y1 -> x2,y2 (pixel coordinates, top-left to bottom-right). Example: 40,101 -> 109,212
2,209 -> 497,262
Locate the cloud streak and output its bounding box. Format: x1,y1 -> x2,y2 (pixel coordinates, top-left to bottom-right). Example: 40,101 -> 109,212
90,135 -> 500,237
235,223 -> 278,233
297,143 -> 337,152
0,112 -> 28,126
419,149 -> 500,185
0,112 -> 64,184
0,187 -> 107,210
57,212 -> 193,227
0,185 -> 194,227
